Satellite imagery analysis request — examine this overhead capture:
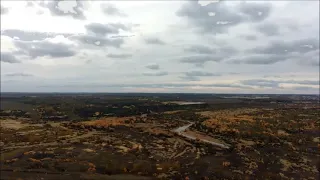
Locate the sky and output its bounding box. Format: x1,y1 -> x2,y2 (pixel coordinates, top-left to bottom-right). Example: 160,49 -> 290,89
0,0 -> 319,94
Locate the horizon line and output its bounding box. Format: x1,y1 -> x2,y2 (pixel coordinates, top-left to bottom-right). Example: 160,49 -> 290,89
1,92 -> 319,95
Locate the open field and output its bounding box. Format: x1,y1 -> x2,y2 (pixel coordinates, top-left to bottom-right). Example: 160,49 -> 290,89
0,93 -> 319,179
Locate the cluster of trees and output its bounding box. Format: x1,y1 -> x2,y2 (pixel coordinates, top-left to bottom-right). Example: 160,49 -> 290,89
74,103 -> 208,118
0,110 -> 30,118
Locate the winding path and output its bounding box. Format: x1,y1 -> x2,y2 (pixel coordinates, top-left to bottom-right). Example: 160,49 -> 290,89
173,122 -> 230,149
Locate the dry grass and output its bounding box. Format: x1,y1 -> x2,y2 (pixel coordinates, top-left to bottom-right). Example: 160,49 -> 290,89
0,119 -> 28,130
80,116 -> 135,127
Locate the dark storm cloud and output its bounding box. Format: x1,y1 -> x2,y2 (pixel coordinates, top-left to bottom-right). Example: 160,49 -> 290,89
5,73 -> 33,77
69,34 -> 124,48
107,53 -> 132,59
144,38 -> 166,45
180,55 -> 223,67
250,38 -> 319,55
256,23 -> 280,36
1,29 -> 73,41
101,3 -> 126,16
85,23 -> 132,37
40,0 -> 86,20
1,5 -> 9,15
145,64 -> 160,70
228,54 -> 287,65
142,72 -> 168,76
176,1 -> 272,33
13,40 -> 76,59
1,52 -> 20,63
184,45 -> 216,54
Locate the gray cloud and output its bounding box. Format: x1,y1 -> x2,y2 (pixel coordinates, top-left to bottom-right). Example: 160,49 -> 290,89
307,60 -> 319,66
302,59 -> 319,67
110,35 -> 135,39
39,82 -> 252,89
298,50 -> 320,67
101,3 -> 126,16
40,0 -> 86,20
180,76 -> 200,81
256,23 -> 280,36
107,53 -> 132,59
250,38 -> 319,55
67,22 -> 130,48
176,1 -> 272,33
219,46 -> 238,55
238,2 -> 272,22
1,5 -> 9,15
284,80 -> 319,86
184,45 -> 216,54
241,79 -> 279,88
183,45 -> 238,57
1,52 -> 20,63
292,86 -> 319,91
203,83 -> 251,89
185,71 -> 221,77
232,38 -> 320,65
37,10 -> 45,15
142,71 -> 168,76
5,73 -> 33,77
242,35 -> 257,41
146,64 -> 160,70
14,40 -> 76,59
26,2 -> 34,7
180,71 -> 221,81
180,55 -> 223,67
144,38 -> 165,45
228,54 -> 287,65
69,34 -> 124,48
241,79 -> 319,88
85,23 -> 131,37
1,29 -> 73,41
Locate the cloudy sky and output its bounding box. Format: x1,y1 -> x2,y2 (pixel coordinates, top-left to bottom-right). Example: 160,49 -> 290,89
1,0 -> 319,94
